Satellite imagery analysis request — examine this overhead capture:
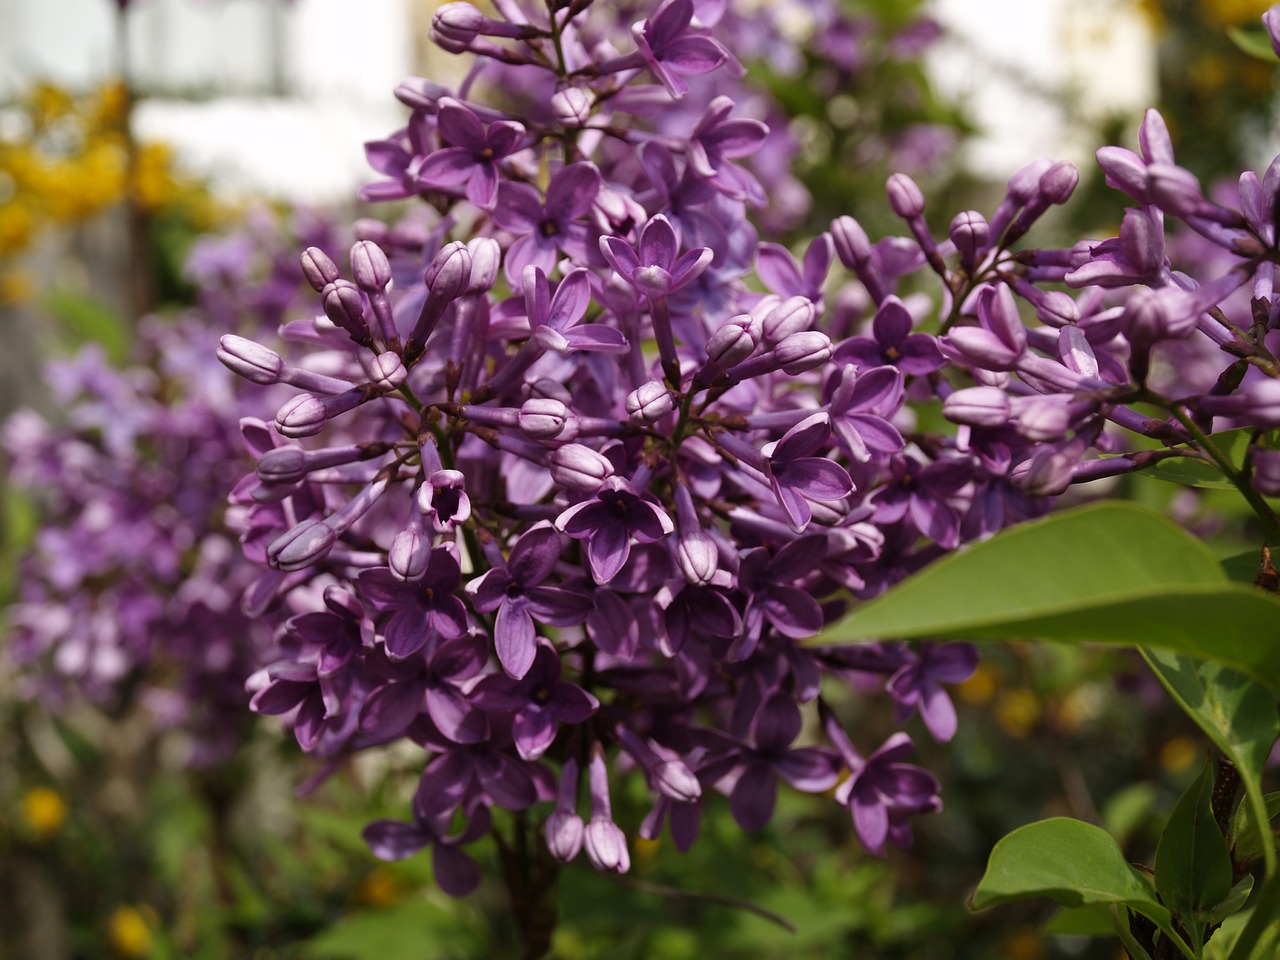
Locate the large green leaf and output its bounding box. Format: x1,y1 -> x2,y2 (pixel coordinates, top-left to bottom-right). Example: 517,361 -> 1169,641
1144,649 -> 1280,882
819,502 -> 1280,690
971,818 -> 1185,952
1154,759 -> 1233,941
1227,26 -> 1280,63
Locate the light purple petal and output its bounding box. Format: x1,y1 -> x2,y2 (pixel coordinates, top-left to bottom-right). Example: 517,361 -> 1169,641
513,705 -> 557,760
495,601 -> 537,678
730,762 -> 777,831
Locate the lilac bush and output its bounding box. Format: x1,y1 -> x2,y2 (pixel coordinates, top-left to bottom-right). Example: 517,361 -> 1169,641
3,209 -> 335,767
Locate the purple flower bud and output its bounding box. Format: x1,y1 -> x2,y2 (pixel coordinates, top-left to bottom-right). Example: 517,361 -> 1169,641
267,518 -> 337,572
1038,161 -> 1079,205
1200,379 -> 1280,425
388,519 -> 430,581
548,444 -> 614,491
1007,157 -> 1053,204
698,315 -> 757,384
1122,285 -> 1197,350
760,296 -> 815,344
551,87 -> 592,127
942,386 -> 1010,427
465,238 -> 501,294
425,241 -> 473,299
300,246 -> 340,292
584,818 -> 630,873
350,240 -> 392,292
949,211 -> 989,269
367,352 -> 407,391
886,173 -> 926,219
1036,291 -> 1079,328
322,280 -> 372,342
546,807 -> 584,863
256,445 -> 308,484
1011,395 -> 1074,442
831,215 -> 873,268
1011,445 -> 1077,497
276,393 -> 346,438
625,381 -> 673,423
519,398 -> 571,439
774,330 -> 834,374
217,335 -> 284,384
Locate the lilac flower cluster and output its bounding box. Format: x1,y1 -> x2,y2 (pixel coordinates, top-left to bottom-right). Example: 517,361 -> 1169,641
4,211 -> 335,767
222,0 -> 1280,917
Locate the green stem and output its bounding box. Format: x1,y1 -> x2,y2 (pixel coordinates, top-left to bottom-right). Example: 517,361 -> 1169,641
1161,402 -> 1280,543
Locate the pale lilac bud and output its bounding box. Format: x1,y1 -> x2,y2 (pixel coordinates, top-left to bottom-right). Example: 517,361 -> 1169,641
697,316 -> 757,384
545,807 -> 584,863
625,381 -> 673,423
350,240 -> 392,292
218,335 -> 284,384
1036,290 -> 1079,328
551,86 -> 592,128
1011,444 -> 1077,497
1011,395 -> 1074,442
256,445 -> 308,484
1139,109 -> 1174,165
1123,285 -> 1197,351
1200,379 -> 1280,425
584,819 -> 629,874
942,386 -> 1010,427
425,241 -> 473,298
548,444 -> 614,491
322,280 -> 372,342
1007,158 -> 1054,204
519,397 -> 571,439
831,215 -> 873,268
1039,161 -> 1079,205
775,330 -> 834,374
300,246 -> 340,292
949,211 -> 988,269
275,392 -> 361,438
267,518 -> 337,572
367,351 -> 407,391
1095,146 -> 1150,201
433,1 -> 486,36
760,296 -> 815,344
653,760 -> 701,803
886,173 -> 925,218
672,482 -> 718,585
389,517 -> 431,581
465,237 -> 501,294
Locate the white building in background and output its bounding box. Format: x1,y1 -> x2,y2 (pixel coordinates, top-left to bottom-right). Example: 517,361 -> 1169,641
0,0 -> 1156,202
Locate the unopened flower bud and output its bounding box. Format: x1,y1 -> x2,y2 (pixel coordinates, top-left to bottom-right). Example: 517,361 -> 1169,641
267,518 -> 337,572
218,335 -> 284,384
1036,290 -> 1079,328
831,215 -> 873,268
256,445 -> 308,484
300,246 -> 340,292
367,352 -> 407,391
389,522 -> 430,581
465,237 -> 501,293
551,86 -> 592,127
760,296 -> 815,344
546,808 -> 584,862
322,280 -> 372,342
276,394 -> 331,438
350,240 -> 392,292
949,211 -> 988,269
775,330 -> 834,374
653,760 -> 701,803
886,173 -> 925,219
1007,158 -> 1053,204
548,444 -> 613,491
942,386 -> 1010,427
425,240 -> 473,299
625,381 -> 673,423
519,397 -> 571,439
1011,394 -> 1074,442
1251,447 -> 1280,496
1039,161 -> 1079,205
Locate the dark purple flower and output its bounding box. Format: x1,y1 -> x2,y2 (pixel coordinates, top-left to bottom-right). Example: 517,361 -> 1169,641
885,643 -> 979,741
761,413 -> 854,532
357,546 -> 469,660
630,0 -> 734,99
555,476 -> 674,584
491,162 -> 602,285
412,98 -> 527,209
470,643 -> 598,760
834,295 -> 945,375
466,523 -> 593,678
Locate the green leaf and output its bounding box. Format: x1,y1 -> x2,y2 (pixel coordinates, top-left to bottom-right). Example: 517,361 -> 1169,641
1042,904 -> 1115,937
1227,26 -> 1280,63
820,502 -> 1280,690
1141,430 -> 1254,489
1222,551 -> 1268,584
1229,792 -> 1280,869
1103,782 -> 1158,844
1211,877 -> 1255,928
1154,758 -> 1233,937
971,818 -> 1165,915
1143,650 -> 1280,880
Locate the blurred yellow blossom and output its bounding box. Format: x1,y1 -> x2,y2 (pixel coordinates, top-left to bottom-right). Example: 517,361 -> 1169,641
21,786 -> 67,839
107,905 -> 154,958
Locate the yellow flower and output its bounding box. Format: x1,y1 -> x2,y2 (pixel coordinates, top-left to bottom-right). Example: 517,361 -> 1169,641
22,787 -> 67,840
1159,735 -> 1200,775
107,906 -> 153,958
353,867 -> 400,907
995,689 -> 1041,739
